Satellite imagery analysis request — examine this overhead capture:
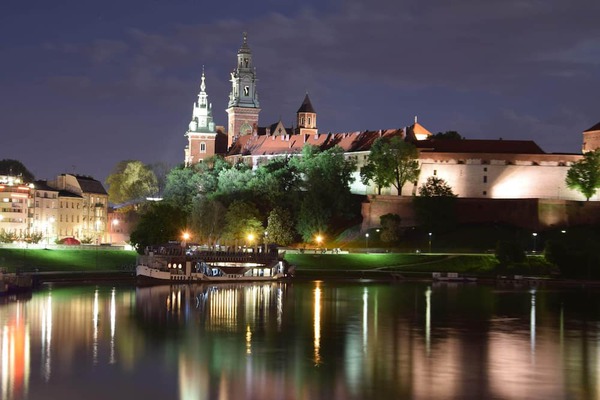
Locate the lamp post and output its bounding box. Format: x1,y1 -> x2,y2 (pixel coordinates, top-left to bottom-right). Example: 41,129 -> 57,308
315,234 -> 323,253
428,232 -> 432,253
182,232 -> 190,255
110,219 -> 119,245
247,233 -> 255,253
365,233 -> 369,252
532,232 -> 538,253
264,231 -> 268,254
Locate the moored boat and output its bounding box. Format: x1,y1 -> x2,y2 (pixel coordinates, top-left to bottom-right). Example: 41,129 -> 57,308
136,245 -> 291,285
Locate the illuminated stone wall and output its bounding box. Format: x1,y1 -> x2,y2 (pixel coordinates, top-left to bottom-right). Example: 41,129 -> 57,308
362,195 -> 600,230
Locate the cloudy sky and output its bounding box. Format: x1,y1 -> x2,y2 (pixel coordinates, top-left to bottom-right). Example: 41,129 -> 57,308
2,0 -> 600,184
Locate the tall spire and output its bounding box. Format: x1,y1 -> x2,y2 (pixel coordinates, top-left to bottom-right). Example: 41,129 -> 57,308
228,32 -> 259,108
226,32 -> 261,147
200,65 -> 206,92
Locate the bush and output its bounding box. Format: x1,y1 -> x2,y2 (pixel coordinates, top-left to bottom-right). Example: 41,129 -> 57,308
495,240 -> 526,266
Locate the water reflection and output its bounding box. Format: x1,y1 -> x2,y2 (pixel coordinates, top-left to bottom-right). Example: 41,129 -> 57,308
2,282 -> 600,399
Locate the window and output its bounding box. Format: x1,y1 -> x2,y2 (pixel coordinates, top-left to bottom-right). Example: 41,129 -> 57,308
200,142 -> 206,153
483,167 -> 487,172
483,176 -> 487,183
35,201 -> 39,207
308,117 -> 311,125
433,170 -> 437,176
483,191 -> 487,195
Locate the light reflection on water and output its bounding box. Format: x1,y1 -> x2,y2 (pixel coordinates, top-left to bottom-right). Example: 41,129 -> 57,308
1,282 -> 600,399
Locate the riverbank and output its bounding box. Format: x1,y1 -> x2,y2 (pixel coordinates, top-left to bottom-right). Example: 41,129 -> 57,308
0,247 -> 562,286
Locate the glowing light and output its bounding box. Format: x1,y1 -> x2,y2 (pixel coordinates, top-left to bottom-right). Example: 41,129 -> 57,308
313,282 -> 322,365
110,288 -> 116,364
425,286 -> 431,355
246,325 -> 252,355
182,232 -> 190,241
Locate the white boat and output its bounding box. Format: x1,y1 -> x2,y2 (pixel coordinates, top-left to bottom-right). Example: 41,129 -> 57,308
432,272 -> 477,282
136,246 -> 291,285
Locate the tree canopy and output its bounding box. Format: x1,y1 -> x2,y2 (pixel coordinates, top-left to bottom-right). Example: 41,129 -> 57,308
432,131 -> 464,140
105,160 -> 158,204
566,150 -> 600,201
418,176 -> 457,197
0,159 -> 35,182
129,203 -> 187,253
360,137 -> 420,195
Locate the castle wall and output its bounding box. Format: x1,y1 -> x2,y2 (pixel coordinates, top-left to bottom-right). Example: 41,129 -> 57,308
362,195 -> 600,231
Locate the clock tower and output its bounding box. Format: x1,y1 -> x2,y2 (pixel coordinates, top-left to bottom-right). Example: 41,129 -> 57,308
226,32 -> 261,148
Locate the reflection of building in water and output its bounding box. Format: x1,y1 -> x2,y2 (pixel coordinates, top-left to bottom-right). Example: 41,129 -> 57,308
135,283 -> 287,333
1,300 -> 30,400
1,287 -> 135,397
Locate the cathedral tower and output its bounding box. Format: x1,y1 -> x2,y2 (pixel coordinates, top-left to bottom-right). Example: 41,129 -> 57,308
295,93 -> 317,136
184,69 -> 224,165
226,33 -> 261,148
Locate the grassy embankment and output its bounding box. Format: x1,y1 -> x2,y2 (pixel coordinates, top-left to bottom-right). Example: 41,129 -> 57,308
0,248 -> 137,272
0,247 -> 550,280
0,248 -> 498,274
284,253 -> 502,279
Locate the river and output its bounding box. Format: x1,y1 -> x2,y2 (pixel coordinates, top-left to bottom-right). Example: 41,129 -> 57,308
1,280 -> 599,399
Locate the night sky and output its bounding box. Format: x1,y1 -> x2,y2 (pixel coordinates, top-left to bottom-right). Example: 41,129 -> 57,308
2,0 -> 600,184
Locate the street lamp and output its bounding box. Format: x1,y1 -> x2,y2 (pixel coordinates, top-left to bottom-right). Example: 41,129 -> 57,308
428,232 -> 432,253
110,219 -> 119,245
247,233 -> 254,252
315,234 -> 323,252
365,233 -> 369,252
182,232 -> 190,255
532,232 -> 538,253
264,231 -> 268,254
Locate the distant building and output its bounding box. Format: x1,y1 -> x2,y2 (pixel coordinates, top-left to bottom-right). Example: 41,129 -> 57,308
182,33 -> 595,203
0,174 -> 109,243
184,68 -> 227,165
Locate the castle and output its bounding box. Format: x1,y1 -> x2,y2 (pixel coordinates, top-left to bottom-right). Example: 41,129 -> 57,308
184,33 -> 598,206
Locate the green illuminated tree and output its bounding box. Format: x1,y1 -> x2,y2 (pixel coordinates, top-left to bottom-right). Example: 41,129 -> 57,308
566,150 -> 600,201
361,137 -> 420,196
129,203 -> 187,254
222,200 -> 263,246
105,160 -> 158,204
266,207 -> 295,246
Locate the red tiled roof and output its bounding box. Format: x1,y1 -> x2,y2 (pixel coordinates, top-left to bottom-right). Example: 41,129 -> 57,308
415,139 -> 545,154
227,129 -> 406,157
584,122 -> 600,132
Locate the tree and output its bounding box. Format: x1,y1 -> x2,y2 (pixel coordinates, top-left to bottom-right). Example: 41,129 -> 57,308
222,200 -> 263,246
190,197 -> 226,246
361,137 -> 419,196
148,162 -> 171,197
266,207 -> 295,246
105,160 -> 158,204
379,213 -> 402,243
433,131 -> 464,140
418,176 -> 457,197
292,145 -> 357,240
495,240 -> 526,266
162,166 -> 203,213
414,176 -> 457,232
129,203 -> 187,254
566,150 -> 600,201
0,159 -> 34,182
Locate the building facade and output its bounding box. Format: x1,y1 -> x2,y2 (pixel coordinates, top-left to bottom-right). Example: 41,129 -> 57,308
184,69 -> 227,165
182,33 -> 595,203
0,174 -> 109,244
